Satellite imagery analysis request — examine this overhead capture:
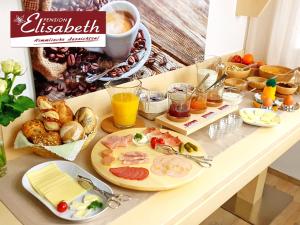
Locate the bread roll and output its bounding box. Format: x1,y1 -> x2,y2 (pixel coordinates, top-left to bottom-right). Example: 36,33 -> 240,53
32,131 -> 62,146
60,121 -> 84,143
75,107 -> 97,134
36,96 -> 61,131
37,96 -> 52,110
52,100 -> 73,124
42,110 -> 61,131
22,120 -> 46,141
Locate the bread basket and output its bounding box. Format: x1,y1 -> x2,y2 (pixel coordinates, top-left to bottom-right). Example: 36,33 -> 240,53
32,130 -> 97,158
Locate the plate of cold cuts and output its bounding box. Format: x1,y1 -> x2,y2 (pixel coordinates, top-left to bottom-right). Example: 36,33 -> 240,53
85,23 -> 151,82
91,127 -> 208,191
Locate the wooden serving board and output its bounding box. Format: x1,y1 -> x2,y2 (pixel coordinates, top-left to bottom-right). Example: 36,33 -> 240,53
91,128 -> 206,191
155,103 -> 239,135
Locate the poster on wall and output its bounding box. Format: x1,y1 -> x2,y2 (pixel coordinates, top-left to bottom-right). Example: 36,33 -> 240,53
23,0 -> 209,100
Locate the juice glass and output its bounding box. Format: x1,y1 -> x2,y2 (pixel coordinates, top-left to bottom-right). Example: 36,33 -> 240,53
105,78 -> 141,128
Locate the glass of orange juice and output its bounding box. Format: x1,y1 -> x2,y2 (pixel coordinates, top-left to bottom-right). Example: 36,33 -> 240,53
105,78 -> 142,128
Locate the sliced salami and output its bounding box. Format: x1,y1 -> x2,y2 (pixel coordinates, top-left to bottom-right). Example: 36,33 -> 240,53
109,167 -> 149,180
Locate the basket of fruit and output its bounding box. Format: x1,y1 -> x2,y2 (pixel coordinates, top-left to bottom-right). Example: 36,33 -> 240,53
14,96 -> 98,160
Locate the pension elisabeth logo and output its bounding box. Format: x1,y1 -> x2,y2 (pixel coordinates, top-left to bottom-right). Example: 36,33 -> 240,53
10,11 -> 106,47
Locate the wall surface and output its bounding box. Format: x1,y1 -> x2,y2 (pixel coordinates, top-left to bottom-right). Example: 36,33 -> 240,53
205,0 -> 248,57
245,0 -> 276,61
0,0 -> 35,99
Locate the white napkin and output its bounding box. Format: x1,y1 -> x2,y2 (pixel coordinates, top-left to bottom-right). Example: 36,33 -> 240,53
14,131 -> 86,161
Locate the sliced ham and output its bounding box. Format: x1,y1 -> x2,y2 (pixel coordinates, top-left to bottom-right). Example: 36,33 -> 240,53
109,167 -> 149,180
101,134 -> 133,150
119,151 -> 149,165
165,136 -> 182,147
100,149 -> 113,157
122,158 -> 149,165
101,155 -> 115,166
143,127 -> 157,134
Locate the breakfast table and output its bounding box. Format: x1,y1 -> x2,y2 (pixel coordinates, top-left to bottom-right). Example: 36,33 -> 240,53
1,63 -> 299,225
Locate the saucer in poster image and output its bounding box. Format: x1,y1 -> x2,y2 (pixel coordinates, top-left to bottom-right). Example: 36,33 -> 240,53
85,23 -> 151,82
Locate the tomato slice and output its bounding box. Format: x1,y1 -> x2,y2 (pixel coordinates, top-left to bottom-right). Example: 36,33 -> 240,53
150,137 -> 158,149
157,138 -> 165,145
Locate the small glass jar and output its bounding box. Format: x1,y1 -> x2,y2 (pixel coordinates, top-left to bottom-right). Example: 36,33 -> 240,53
190,91 -> 207,114
207,84 -> 224,106
168,87 -> 191,118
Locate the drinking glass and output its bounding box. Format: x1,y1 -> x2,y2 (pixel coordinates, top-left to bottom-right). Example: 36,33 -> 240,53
105,78 -> 142,128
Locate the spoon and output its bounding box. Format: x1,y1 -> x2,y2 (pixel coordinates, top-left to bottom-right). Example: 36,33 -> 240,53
270,67 -> 299,80
189,73 -> 210,99
204,74 -> 227,92
85,49 -> 146,83
242,63 -> 257,71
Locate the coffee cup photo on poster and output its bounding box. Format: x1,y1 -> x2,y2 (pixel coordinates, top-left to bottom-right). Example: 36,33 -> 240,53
86,1 -> 140,60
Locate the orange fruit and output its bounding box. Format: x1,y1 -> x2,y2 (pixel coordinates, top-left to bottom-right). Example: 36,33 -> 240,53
262,97 -> 273,107
242,54 -> 254,65
284,95 -> 294,106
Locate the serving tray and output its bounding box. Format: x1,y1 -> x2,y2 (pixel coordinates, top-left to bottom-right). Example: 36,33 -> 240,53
91,128 -> 206,191
22,161 -> 113,222
155,103 -> 239,135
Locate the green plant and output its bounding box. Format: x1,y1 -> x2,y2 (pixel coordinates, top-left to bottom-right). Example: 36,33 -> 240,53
0,59 -> 35,126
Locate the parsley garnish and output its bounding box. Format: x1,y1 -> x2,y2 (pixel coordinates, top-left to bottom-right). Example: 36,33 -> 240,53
87,200 -> 103,210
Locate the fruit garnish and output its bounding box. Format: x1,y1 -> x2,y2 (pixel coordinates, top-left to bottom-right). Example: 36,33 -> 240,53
57,201 -> 68,213
242,53 -> 254,65
284,95 -> 294,106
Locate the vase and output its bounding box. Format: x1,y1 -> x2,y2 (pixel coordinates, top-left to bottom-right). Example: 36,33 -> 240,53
0,125 -> 7,177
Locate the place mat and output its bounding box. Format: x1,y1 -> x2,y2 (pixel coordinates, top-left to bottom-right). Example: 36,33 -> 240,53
0,152 -> 153,225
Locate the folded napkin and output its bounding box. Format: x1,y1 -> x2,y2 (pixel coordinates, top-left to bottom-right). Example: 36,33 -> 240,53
14,131 -> 86,161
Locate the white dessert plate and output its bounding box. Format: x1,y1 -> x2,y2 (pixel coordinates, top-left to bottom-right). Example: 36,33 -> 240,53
22,161 -> 113,222
239,108 -> 280,127
85,23 -> 151,82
